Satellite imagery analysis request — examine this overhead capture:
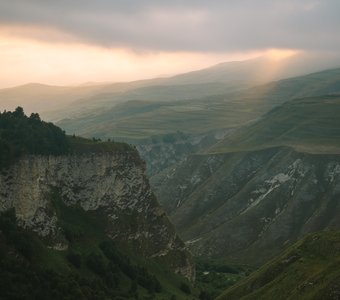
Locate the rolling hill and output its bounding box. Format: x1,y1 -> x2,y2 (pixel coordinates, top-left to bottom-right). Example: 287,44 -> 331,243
3,54 -> 340,126
56,68 -> 340,141
0,56 -> 270,120
217,230 -> 340,300
210,95 -> 340,154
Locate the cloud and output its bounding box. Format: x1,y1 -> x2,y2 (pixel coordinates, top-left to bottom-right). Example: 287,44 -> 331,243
0,0 -> 340,52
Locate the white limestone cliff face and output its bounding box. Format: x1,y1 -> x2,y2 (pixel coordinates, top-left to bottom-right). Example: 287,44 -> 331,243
0,152 -> 195,280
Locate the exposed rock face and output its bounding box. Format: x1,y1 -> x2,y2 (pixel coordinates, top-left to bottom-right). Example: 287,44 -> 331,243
0,152 -> 195,280
135,130 -> 230,177
153,147 -> 340,266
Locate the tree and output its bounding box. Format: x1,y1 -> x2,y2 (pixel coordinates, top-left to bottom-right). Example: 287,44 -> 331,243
29,113 -> 41,122
13,106 -> 24,117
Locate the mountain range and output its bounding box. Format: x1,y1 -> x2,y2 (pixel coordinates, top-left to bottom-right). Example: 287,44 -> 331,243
1,56 -> 340,299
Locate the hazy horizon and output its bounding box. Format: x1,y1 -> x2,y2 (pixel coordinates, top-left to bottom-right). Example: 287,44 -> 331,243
1,1 -> 340,88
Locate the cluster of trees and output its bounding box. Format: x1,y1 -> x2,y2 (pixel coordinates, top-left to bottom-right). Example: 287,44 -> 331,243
0,209 -> 163,299
66,241 -> 163,296
0,210 -> 107,300
98,240 -> 162,294
194,258 -> 244,299
0,107 -> 70,169
0,209 -> 33,260
0,262 -> 112,300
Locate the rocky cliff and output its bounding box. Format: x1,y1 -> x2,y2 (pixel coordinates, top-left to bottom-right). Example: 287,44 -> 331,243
152,147 -> 340,266
135,130 -> 229,177
152,95 -> 340,267
0,150 -> 195,280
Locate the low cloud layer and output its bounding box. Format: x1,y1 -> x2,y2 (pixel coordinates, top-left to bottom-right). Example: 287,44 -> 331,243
1,0 -> 340,52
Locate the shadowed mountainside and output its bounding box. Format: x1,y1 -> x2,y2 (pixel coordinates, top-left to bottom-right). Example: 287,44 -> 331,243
217,231 -> 340,300
152,95 -> 340,266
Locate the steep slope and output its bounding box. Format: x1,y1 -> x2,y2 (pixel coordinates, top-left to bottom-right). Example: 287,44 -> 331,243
0,110 -> 195,298
217,231 -> 340,300
135,131 -> 229,177
152,96 -> 340,266
0,148 -> 189,267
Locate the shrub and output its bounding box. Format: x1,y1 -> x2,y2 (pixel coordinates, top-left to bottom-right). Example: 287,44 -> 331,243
85,253 -> 106,275
67,252 -> 82,268
180,282 -> 191,294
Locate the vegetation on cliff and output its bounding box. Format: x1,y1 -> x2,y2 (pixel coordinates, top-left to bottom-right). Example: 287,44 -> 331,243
0,107 -> 141,170
0,199 -> 193,299
0,107 -> 195,298
0,107 -> 70,169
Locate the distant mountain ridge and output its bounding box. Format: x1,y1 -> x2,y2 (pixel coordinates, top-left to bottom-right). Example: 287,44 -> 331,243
53,67 -> 340,141
2,54 -> 339,122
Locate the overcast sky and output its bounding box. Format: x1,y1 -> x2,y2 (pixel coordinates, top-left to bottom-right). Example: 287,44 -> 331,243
0,0 -> 340,87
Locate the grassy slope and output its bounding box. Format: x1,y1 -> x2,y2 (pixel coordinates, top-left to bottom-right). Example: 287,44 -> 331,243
3,57 -> 269,121
68,135 -> 140,157
238,67 -> 340,105
59,98 -> 263,139
210,95 -> 340,154
217,231 -> 340,300
57,68 -> 340,140
0,78 -> 169,117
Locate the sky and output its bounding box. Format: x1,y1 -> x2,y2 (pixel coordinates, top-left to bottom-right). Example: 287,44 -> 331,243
0,0 -> 340,88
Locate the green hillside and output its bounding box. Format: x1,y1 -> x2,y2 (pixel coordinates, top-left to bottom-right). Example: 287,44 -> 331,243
217,231 -> 340,300
245,67 -> 340,105
58,97 -> 263,139
1,57 -> 272,121
210,95 -> 340,154
57,68 -> 340,141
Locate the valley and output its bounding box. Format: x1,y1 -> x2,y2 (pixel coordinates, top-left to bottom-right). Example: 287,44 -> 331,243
2,1 -> 340,299
1,62 -> 340,299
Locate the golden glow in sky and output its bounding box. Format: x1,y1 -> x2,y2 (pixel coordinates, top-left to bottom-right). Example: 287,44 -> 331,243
266,49 -> 300,61
0,28 -> 297,88
0,1 -> 339,89
0,38 -> 257,88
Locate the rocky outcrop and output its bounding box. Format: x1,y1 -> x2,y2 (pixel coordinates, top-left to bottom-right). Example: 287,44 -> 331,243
0,151 -> 195,280
153,147 -> 340,266
135,130 -> 230,177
